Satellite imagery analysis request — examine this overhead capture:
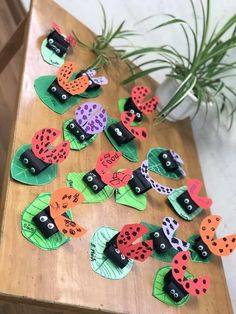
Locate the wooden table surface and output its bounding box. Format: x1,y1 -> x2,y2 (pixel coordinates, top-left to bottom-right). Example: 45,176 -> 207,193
0,0 -> 233,313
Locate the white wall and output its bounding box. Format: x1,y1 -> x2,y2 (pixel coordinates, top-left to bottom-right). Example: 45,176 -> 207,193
21,0 -> 236,311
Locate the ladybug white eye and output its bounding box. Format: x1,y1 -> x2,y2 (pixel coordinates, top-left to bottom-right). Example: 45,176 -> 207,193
87,176 -> 93,182
136,113 -> 141,118
187,205 -> 193,211
51,86 -> 57,92
39,215 -> 48,222
47,223 -> 54,229
56,48 -> 60,54
202,251 -> 207,257
184,198 -> 190,204
130,109 -> 135,114
49,38 -> 54,44
69,123 -> 75,129
117,131 -> 122,137
115,248 -> 120,254
162,153 -> 168,159
121,254 -> 126,260
30,167 -> 36,173
135,187 -> 141,193
154,232 -> 159,238
174,292 -> 179,298
92,185 -> 98,191
166,161 -> 171,166
114,128 -> 119,132
61,94 -> 67,100
23,158 -> 29,164
89,80 -> 92,85
170,289 -> 175,295
198,245 -> 204,251
80,135 -> 85,140
160,243 -> 166,249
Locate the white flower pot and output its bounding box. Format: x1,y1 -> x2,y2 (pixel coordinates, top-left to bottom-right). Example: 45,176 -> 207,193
156,77 -> 198,121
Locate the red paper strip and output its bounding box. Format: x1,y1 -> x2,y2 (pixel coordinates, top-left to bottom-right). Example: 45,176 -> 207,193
187,179 -> 212,209
131,85 -> 159,114
121,111 -> 147,140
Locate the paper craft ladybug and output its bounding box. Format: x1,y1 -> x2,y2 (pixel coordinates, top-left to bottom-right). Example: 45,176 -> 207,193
104,223 -> 153,268
121,85 -> 159,122
168,179 -> 212,221
33,187 -> 86,240
76,69 -> 108,94
148,217 -> 189,255
189,215 -> 236,261
153,251 -> 210,306
107,111 -> 147,146
65,102 -> 107,145
46,22 -> 76,58
19,128 -> 70,175
83,151 -> 132,193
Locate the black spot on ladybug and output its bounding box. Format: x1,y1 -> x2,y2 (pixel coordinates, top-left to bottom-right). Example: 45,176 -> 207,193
195,289 -> 200,295
203,288 -> 207,293
232,238 -> 235,242
223,237 -> 227,241
125,231 -> 129,236
203,279 -> 206,284
208,219 -> 211,223
193,278 -> 198,283
70,229 -> 75,235
174,268 -> 179,273
182,254 -> 187,260
132,232 -> 137,236
211,227 -> 215,231
182,266 -> 186,270
212,242 -> 217,246
185,282 -> 190,288
127,252 -> 131,256
219,249 -> 223,253
140,254 -> 145,259
142,131 -> 147,138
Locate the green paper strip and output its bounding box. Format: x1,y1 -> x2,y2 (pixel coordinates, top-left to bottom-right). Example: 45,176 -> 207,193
66,172 -> 114,203
63,119 -> 98,150
115,185 -> 146,211
147,147 -> 183,180
153,266 -> 192,307
141,222 -> 179,262
21,192 -> 72,250
104,116 -> 138,162
40,38 -> 65,67
34,75 -> 101,114
117,98 -> 139,126
11,144 -> 57,186
168,186 -> 203,221
90,226 -> 133,280
188,234 -> 211,263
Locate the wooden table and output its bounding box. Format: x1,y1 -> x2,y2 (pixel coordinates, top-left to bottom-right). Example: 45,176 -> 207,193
0,0 -> 233,313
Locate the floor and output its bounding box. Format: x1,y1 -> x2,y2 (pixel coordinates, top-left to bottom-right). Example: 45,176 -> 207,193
2,0 -> 236,311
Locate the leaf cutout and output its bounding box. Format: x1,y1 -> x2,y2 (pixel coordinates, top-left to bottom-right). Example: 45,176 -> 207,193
115,185 -> 147,211
131,85 -> 159,114
11,144 -> 57,185
104,116 -> 138,162
200,215 -> 236,256
66,172 -> 114,203
54,215 -> 86,238
187,179 -> 212,209
21,192 -> 72,250
57,62 -> 89,95
90,226 -> 134,280
121,111 -> 147,140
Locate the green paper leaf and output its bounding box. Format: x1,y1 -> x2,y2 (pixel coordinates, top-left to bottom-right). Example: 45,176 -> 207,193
40,38 -> 65,67
153,266 -> 192,307
104,116 -> 138,162
168,186 -> 203,221
66,172 -> 114,203
63,119 -> 98,150
21,192 -> 72,250
34,75 -> 101,114
141,222 -> 179,262
188,234 -> 211,263
11,144 -> 57,186
115,185 -> 146,211
90,226 -> 134,279
147,147 -> 183,180
117,98 -> 139,126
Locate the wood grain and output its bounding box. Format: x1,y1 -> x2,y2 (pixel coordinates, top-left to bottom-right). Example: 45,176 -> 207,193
0,0 -> 233,313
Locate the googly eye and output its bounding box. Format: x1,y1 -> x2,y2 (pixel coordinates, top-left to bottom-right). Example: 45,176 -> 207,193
135,187 -> 141,193
115,248 -> 120,254
136,113 -> 141,118
48,38 -> 54,44
80,135 -> 85,140
121,254 -> 126,260
187,205 -> 193,211
114,128 -> 119,132
23,158 -> 29,164
82,73 -> 87,76
202,251 -> 207,257
117,131 -> 122,136
51,86 -> 57,92
198,245 -> 204,251
130,109 -> 135,114
61,94 -> 67,100
92,185 -> 98,191
87,176 -> 93,182
56,48 -> 60,54
69,123 -> 75,129
39,215 -> 48,222
47,223 -> 54,230
89,80 -> 92,85
162,153 -> 168,159
184,198 -> 190,204
170,289 -> 175,295
30,167 -> 36,174
174,292 -> 179,298
154,232 -> 159,238
160,243 -> 166,249
166,161 -> 171,166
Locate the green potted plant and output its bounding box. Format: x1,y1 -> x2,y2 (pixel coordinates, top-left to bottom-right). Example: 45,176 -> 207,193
122,0 -> 236,129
